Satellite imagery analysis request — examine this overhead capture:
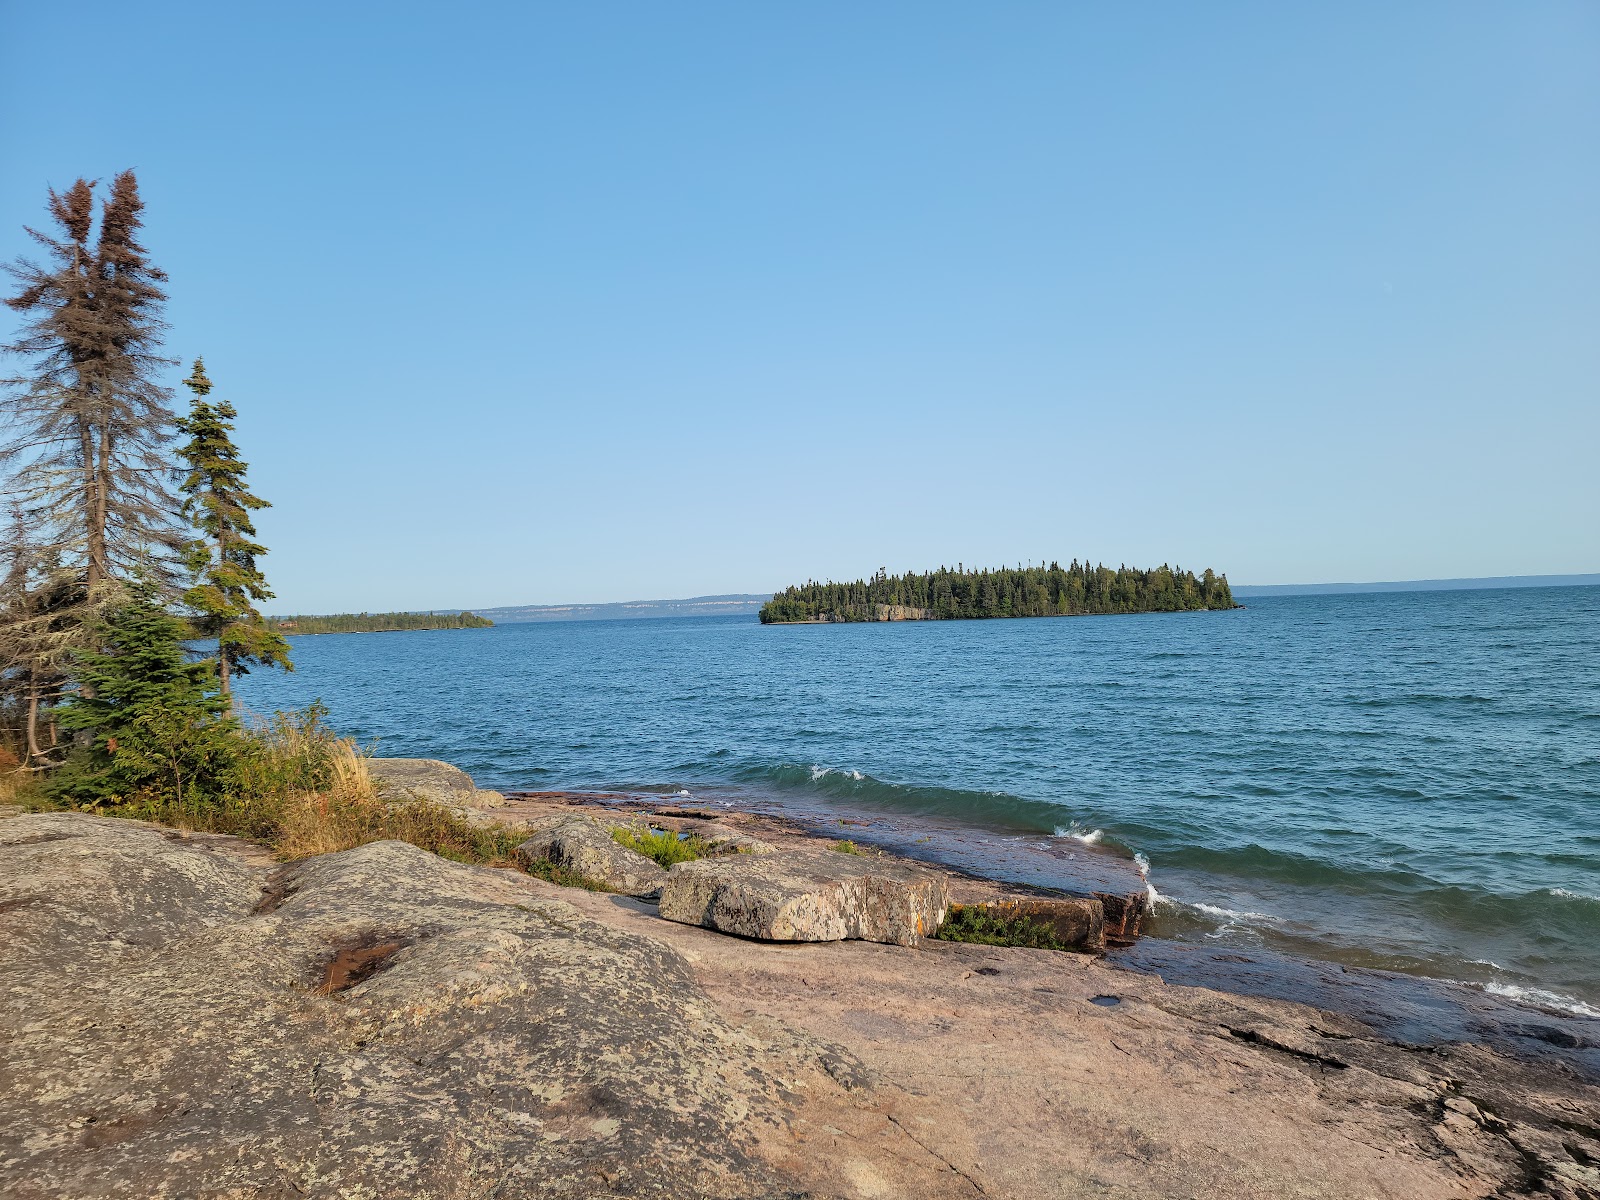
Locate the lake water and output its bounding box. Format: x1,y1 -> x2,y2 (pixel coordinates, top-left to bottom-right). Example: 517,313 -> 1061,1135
237,585 -> 1600,1022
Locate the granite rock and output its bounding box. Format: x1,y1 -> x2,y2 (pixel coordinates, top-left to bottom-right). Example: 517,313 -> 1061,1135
369,756 -> 506,810
659,847 -> 949,946
515,815 -> 669,898
0,813 -> 836,1199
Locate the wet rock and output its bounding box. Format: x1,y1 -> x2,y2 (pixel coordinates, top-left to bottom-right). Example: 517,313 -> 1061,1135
659,847 -> 949,946
515,815 -> 669,898
0,813 -> 829,1199
368,756 -> 506,810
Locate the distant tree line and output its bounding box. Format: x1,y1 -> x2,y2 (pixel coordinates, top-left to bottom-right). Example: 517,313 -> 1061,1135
759,562 -> 1236,623
270,612 -> 493,635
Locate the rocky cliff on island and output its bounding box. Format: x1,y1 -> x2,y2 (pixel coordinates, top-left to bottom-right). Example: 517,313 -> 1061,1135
4,785 -> 1599,1199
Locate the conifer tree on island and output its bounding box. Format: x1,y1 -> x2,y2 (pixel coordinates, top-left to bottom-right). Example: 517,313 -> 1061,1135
175,358 -> 291,695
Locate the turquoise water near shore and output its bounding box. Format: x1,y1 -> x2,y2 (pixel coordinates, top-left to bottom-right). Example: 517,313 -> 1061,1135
236,585 -> 1600,1016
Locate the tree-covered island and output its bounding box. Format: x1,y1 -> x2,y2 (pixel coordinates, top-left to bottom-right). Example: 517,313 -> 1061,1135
760,562 -> 1236,623
269,611 -> 494,635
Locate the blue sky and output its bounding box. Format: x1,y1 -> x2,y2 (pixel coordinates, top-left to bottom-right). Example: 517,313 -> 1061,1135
3,3 -> 1596,610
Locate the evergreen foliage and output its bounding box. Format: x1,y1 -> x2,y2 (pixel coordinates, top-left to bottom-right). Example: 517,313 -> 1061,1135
760,561 -> 1236,623
269,611 -> 494,634
50,579 -> 237,809
175,358 -> 291,694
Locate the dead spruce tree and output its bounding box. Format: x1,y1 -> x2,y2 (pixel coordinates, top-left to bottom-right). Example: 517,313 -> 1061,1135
1,172 -> 180,725
176,358 -> 291,696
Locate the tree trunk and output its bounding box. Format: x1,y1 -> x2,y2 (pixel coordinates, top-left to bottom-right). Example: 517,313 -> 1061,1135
80,416 -> 103,591
93,421 -> 113,586
25,680 -> 43,763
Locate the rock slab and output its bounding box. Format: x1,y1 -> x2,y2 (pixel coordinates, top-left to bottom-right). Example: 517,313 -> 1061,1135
516,814 -> 669,898
660,847 -> 949,946
0,813 -> 838,1199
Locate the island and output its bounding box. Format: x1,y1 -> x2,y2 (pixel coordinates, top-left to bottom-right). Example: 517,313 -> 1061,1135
760,561 -> 1236,623
270,611 -> 494,635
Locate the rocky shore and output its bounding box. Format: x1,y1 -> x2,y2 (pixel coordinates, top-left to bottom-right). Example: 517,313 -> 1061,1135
4,769 -> 1599,1199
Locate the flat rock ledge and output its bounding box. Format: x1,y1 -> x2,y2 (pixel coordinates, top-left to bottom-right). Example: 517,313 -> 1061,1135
515,814 -> 669,898
368,756 -> 506,811
659,847 -> 949,946
0,812 -> 846,1199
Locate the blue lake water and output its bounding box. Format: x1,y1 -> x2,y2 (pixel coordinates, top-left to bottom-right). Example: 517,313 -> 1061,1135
237,585 -> 1600,1017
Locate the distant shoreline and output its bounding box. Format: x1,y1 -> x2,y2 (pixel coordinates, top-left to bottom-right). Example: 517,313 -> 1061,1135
1233,572 -> 1600,597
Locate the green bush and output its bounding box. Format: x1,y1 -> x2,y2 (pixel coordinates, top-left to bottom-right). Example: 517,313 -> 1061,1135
611,825 -> 708,867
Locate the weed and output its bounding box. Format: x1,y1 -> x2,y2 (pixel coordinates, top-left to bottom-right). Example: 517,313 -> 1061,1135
832,839 -> 864,855
611,825 -> 708,868
935,904 -> 1073,950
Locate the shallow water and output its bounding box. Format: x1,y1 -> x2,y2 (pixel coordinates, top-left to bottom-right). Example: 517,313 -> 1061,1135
237,585 -> 1600,1017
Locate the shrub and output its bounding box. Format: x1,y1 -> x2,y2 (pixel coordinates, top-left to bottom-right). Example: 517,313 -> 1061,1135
611,825 -> 708,867
832,839 -> 864,855
935,904 -> 1073,950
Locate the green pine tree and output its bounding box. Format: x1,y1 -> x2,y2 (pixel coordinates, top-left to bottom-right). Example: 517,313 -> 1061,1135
175,359 -> 291,696
52,577 -> 237,808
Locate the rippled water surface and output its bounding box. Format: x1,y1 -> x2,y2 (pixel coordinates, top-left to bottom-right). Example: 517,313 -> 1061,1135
238,586 -> 1600,1013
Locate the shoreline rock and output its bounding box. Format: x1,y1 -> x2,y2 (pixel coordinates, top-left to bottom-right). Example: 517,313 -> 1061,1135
659,846 -> 950,946
4,810 -> 1599,1198
369,756 -> 506,811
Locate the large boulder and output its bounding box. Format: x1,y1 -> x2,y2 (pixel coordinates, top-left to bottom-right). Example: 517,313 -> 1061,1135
0,813 -> 843,1199
659,847 -> 949,947
369,756 -> 506,810
516,815 -> 669,898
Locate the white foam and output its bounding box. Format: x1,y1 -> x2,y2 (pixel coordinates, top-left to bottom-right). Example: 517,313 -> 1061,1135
1132,852 -> 1162,906
809,765 -> 865,783
1053,824 -> 1104,846
1549,888 -> 1600,902
1479,982 -> 1600,1020
1193,902 -> 1278,925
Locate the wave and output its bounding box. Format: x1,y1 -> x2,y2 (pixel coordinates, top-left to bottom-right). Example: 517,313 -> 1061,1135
1054,824 -> 1104,846
1475,982 -> 1600,1021
1192,902 -> 1281,925
732,760 -> 1078,834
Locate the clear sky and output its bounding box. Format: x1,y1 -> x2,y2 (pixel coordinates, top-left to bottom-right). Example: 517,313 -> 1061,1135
3,3 -> 1596,611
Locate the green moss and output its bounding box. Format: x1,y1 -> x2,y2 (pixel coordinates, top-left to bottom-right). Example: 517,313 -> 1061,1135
935,904 -> 1072,950
611,825 -> 709,868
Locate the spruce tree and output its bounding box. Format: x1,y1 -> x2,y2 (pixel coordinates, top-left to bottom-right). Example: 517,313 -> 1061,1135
175,359 -> 291,695
52,577 -> 235,808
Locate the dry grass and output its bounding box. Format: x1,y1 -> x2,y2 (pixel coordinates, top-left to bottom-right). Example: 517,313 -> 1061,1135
0,768 -> 46,810
31,705 -> 531,871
